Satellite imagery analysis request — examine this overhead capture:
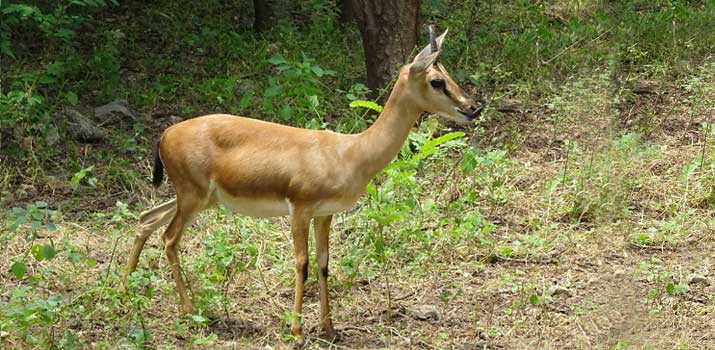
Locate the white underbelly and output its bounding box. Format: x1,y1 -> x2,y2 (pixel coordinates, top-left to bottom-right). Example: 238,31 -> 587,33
215,188 -> 289,218
212,183 -> 359,218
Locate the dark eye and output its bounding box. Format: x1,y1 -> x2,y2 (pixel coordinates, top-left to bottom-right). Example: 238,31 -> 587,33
430,79 -> 445,89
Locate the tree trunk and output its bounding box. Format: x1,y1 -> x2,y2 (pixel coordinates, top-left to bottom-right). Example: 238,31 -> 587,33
351,0 -> 421,93
338,0 -> 354,26
253,0 -> 272,33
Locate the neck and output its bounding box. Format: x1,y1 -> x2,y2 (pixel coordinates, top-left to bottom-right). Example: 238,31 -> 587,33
354,75 -> 422,179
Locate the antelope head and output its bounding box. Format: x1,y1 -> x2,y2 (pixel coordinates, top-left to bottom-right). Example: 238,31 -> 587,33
408,26 -> 483,124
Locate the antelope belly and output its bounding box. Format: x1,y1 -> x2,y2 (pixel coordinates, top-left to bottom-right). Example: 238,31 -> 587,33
214,189 -> 289,218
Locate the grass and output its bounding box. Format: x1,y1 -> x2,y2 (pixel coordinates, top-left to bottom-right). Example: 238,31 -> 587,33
3,0 -> 715,349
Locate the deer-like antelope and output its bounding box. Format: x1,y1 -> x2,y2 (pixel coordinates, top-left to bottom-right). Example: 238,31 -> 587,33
124,27 -> 481,341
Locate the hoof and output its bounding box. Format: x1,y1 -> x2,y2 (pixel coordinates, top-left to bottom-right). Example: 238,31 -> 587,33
285,325 -> 304,348
293,336 -> 306,349
323,328 -> 337,342
182,304 -> 196,315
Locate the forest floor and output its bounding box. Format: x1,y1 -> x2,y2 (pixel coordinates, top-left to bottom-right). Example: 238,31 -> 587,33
3,57 -> 715,350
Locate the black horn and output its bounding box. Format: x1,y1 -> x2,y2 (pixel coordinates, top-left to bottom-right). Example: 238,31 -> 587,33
429,25 -> 437,53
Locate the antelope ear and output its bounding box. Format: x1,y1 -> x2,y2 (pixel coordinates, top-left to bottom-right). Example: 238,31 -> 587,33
409,51 -> 439,76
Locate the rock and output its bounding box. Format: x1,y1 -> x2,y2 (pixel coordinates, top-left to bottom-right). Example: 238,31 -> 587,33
497,99 -> 527,113
94,99 -> 138,124
16,184 -> 37,200
45,125 -> 60,146
63,109 -> 107,142
632,80 -> 659,95
689,274 -> 709,285
407,304 -> 440,321
168,116 -> 184,125
548,285 -> 573,297
0,190 -> 13,207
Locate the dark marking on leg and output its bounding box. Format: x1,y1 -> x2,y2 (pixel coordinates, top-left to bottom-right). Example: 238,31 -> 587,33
301,261 -> 308,284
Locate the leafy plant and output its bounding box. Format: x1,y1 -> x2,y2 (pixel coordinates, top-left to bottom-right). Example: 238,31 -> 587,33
460,148 -> 511,204
5,201 -> 58,279
0,0 -> 117,142
264,53 -> 336,128
70,165 -> 97,190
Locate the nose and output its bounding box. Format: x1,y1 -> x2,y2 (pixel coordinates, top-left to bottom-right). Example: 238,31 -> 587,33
464,104 -> 483,121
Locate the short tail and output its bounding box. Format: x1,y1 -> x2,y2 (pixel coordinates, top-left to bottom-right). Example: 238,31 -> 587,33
152,140 -> 164,188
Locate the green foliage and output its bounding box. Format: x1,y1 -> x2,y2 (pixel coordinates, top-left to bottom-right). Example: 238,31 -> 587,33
365,130 -> 465,227
70,165 -> 96,190
349,99 -> 383,113
0,0 -> 116,146
549,133 -> 654,223
636,256 -> 691,314
90,29 -> 124,100
460,148 -> 511,204
1,201 -> 63,345
264,53 -> 336,128
442,1 -> 715,96
2,287 -> 63,344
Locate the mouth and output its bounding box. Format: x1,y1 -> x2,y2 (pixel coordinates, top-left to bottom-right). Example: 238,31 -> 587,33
458,106 -> 484,122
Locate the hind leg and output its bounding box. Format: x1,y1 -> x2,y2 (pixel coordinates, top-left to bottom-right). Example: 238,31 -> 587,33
162,196 -> 204,314
124,199 -> 177,283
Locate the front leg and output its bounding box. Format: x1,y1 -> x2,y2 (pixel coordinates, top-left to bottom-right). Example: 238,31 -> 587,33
314,215 -> 335,339
289,204 -> 312,342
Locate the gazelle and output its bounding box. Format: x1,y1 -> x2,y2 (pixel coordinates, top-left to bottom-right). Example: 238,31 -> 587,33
124,27 -> 481,342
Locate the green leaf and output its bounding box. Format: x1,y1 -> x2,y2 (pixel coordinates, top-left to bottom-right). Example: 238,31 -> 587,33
66,91 -> 78,106
190,314 -> 208,325
310,65 -> 325,77
665,282 -> 675,295
31,245 -> 45,261
60,330 -> 77,350
31,220 -> 42,230
0,34 -> 15,59
39,75 -> 58,85
264,85 -> 284,98
53,28 -> 76,40
85,257 -> 97,267
245,245 -> 258,256
45,222 -> 57,231
426,132 -> 465,149
460,150 -> 478,174
192,333 -> 218,346
268,54 -> 285,65
349,100 -> 383,112
9,220 -> 21,232
45,61 -> 65,77
529,294 -> 539,306
501,246 -> 513,256
278,106 -> 294,119
35,201 -> 48,208
239,91 -> 252,111
2,4 -> 40,17
43,244 -> 56,260
11,261 -> 26,279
